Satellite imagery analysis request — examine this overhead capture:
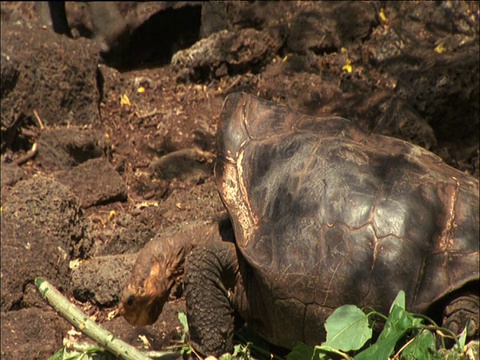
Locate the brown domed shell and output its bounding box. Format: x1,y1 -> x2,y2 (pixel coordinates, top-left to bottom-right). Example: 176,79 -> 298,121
215,92 -> 479,337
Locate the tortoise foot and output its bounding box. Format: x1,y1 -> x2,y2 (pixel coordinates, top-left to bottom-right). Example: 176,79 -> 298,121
443,292 -> 479,343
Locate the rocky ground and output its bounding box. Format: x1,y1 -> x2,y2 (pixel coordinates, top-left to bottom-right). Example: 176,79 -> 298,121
1,2 -> 478,359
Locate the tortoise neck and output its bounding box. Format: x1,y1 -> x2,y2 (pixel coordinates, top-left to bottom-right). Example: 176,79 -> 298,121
163,222 -> 222,281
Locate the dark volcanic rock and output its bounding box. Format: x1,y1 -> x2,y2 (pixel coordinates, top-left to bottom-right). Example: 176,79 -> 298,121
55,158 -> 128,208
364,2 -> 479,146
71,254 -> 136,307
172,27 -> 284,81
286,2 -> 377,54
38,128 -> 107,170
1,308 -> 69,360
99,214 -> 156,256
1,177 -> 90,311
0,161 -> 26,188
0,21 -> 100,151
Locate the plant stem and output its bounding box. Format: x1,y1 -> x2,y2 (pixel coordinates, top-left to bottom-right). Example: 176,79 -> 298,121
35,277 -> 151,360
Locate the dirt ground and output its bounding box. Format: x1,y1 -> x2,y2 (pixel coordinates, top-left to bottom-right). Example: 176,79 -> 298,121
1,2 -> 478,359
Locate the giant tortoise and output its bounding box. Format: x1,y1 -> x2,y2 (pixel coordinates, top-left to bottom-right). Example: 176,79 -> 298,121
120,92 -> 479,356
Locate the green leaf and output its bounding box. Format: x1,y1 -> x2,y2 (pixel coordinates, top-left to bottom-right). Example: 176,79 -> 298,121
355,302 -> 422,360
48,348 -> 65,360
287,342 -> 315,360
453,318 -> 469,352
288,342 -> 353,360
177,312 -> 189,342
401,330 -> 438,360
446,349 -> 466,360
322,305 -> 372,351
48,346 -> 120,360
391,290 -> 406,311
314,345 -> 353,360
229,343 -> 251,359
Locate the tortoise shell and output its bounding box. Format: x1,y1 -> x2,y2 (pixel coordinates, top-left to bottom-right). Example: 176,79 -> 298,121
215,92 -> 479,346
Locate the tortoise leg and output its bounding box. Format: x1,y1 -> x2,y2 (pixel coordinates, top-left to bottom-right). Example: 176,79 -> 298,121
185,240 -> 239,357
442,293 -> 479,341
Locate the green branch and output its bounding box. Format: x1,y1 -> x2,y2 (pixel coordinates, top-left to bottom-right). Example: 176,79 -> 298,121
35,277 -> 151,360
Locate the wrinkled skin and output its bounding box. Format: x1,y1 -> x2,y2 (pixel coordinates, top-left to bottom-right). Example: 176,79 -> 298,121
119,223 -> 222,326
121,92 -> 479,356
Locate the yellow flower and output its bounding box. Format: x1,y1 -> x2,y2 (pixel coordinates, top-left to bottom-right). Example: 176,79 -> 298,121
120,94 -> 131,106
342,59 -> 353,73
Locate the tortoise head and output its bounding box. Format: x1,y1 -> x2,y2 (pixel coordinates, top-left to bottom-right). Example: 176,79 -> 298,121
119,235 -> 186,326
